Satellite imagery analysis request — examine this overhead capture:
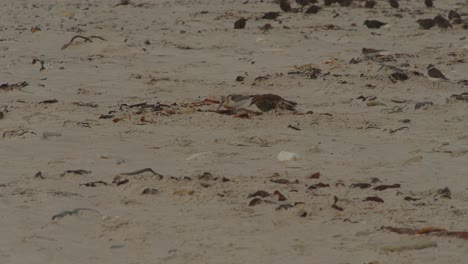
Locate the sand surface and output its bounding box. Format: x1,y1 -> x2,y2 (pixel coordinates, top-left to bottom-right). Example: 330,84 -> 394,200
1,0 -> 468,263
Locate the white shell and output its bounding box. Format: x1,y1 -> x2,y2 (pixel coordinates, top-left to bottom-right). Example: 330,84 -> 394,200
277,151 -> 302,162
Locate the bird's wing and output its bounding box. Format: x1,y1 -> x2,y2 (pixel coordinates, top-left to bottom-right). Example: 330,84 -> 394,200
428,68 -> 448,80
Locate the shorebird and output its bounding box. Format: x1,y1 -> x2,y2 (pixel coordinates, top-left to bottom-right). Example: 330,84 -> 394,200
417,19 -> 435,29
250,94 -> 297,112
217,94 -> 253,110
427,64 -> 448,88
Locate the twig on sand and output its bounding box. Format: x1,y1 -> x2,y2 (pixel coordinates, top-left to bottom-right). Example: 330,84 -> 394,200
61,35 -> 106,50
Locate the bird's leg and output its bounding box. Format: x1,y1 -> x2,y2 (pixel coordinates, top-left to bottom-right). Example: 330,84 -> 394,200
216,101 -> 224,111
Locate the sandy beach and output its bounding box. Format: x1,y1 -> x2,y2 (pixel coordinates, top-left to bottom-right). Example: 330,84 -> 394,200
1,0 -> 468,263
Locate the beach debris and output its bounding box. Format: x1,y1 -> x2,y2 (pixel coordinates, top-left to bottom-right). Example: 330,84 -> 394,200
34,171 -> 45,179
389,126 -> 408,134
248,190 -> 271,198
277,151 -> 302,161
60,169 -> 92,177
262,12 -> 279,20
61,35 -> 106,50
381,241 -> 437,252
73,102 -> 98,108
0,81 -> 29,91
39,99 -> 58,104
350,183 -> 371,189
234,18 -> 247,29
273,190 -> 287,201
112,0 -> 130,7
364,20 -> 387,29
197,172 -> 215,181
364,196 -> 384,203
51,208 -> 100,220
404,196 -> 420,201
116,168 -> 163,180
414,101 -> 433,110
373,184 -> 400,191
270,178 -> 297,184
297,209 -> 308,217
382,226 -> 468,240
287,124 -> 301,131
332,196 -> 344,211
435,187 -> 451,199
307,172 -> 320,179
389,71 -> 409,82
417,19 -> 435,29
113,178 -> 129,186
141,188 -> 159,195
2,129 -> 36,139
449,92 -> 468,102
308,182 -> 330,190
80,181 -> 110,187
248,197 -> 263,206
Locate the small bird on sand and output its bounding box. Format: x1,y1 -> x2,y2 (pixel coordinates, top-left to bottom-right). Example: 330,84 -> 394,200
427,64 -> 448,88
234,18 -> 247,29
389,0 -> 399,8
250,94 -> 297,112
218,94 -> 253,110
434,15 -> 452,29
417,18 -> 435,29
364,20 -> 387,29
425,0 -> 433,8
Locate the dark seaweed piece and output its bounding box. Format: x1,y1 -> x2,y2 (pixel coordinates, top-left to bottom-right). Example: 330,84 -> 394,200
274,190 -> 287,201
60,169 -> 91,176
350,183 -> 371,189
308,182 -> 330,190
364,196 -> 384,203
373,184 -> 400,191
248,190 -> 271,198
51,208 -> 100,220
80,181 -> 110,187
141,188 -> 159,195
